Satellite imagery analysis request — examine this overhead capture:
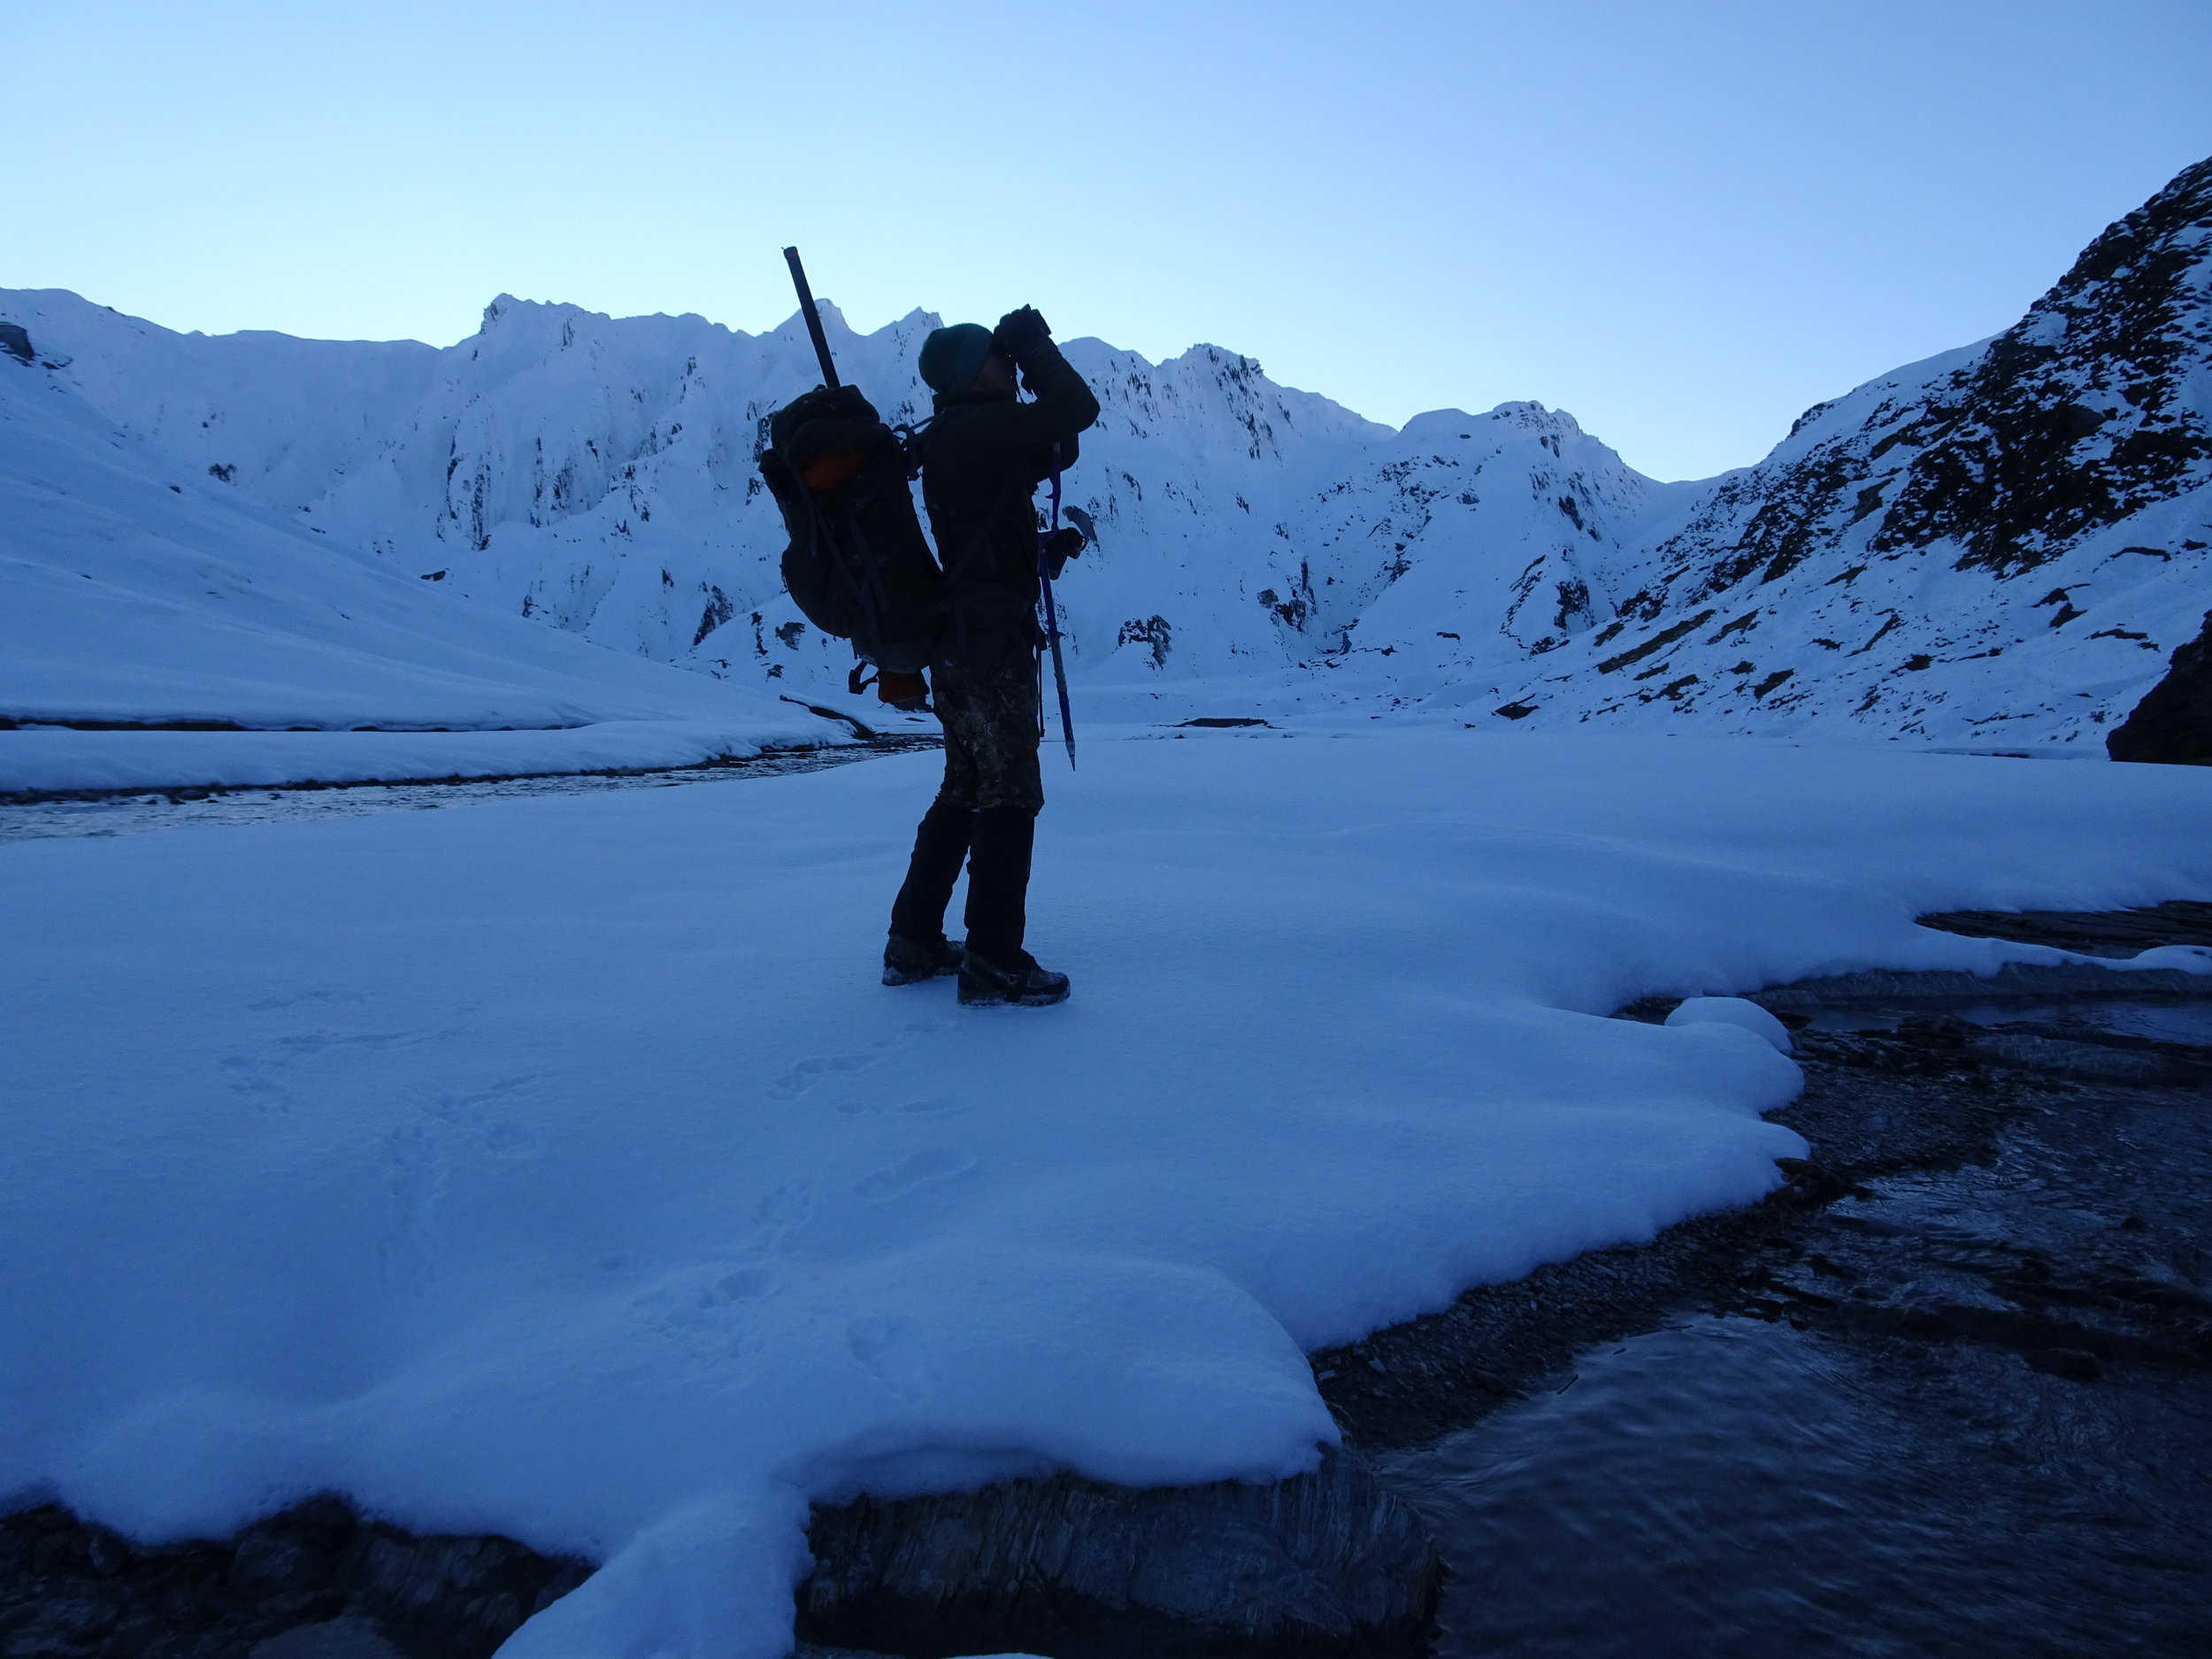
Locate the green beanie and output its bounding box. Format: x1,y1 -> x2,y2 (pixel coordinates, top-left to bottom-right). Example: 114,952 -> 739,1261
918,323 -> 995,393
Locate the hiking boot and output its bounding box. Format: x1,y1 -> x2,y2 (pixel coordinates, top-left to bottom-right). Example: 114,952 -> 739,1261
883,932 -> 964,987
957,948 -> 1071,1007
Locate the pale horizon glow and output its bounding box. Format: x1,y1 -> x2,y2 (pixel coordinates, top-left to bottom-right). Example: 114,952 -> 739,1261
5,0 -> 2208,480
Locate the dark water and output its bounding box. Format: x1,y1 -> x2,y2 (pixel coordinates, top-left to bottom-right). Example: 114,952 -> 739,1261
1801,997 -> 2212,1048
1379,995 -> 2212,1658
1379,1316 -> 2211,1657
0,743 -> 930,845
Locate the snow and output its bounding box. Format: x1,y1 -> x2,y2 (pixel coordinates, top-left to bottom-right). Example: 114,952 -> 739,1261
2125,945 -> 2212,973
1664,996 -> 1795,1054
4,728 -> 2207,1658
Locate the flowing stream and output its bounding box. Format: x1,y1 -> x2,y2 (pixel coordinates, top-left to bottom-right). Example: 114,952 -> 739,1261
0,742 -> 934,845
1377,993 -> 2212,1658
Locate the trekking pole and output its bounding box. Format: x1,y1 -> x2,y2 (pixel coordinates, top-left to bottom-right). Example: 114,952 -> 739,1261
1039,446 -> 1078,770
781,246 -> 841,389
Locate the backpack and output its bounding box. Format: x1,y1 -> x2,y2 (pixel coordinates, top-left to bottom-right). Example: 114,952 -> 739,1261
757,385 -> 941,675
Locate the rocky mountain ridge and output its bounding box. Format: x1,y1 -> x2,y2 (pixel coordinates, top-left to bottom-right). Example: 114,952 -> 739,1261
1463,155 -> 2212,747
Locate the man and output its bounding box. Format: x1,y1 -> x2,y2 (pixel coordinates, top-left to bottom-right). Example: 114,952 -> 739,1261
882,306 -> 1101,1007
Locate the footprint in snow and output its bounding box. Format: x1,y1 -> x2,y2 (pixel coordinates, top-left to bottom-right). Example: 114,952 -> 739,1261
245,988 -> 369,1012
768,1018 -> 950,1101
836,1091 -> 971,1118
849,1314 -> 932,1401
279,1028 -> 446,1055
851,1147 -> 977,1202
707,1266 -> 776,1303
766,1052 -> 878,1100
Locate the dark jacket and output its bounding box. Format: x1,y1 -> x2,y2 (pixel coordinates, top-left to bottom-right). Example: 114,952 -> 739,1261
915,342 -> 1101,635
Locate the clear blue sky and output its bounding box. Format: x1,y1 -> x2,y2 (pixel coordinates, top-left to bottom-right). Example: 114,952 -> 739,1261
5,0 -> 2208,479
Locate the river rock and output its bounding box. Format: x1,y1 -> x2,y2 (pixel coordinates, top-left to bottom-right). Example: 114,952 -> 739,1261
2108,608 -> 2212,764
250,1617 -> 411,1658
796,1447 -> 1440,1659
1750,960 -> 2212,1008
0,1498 -> 588,1659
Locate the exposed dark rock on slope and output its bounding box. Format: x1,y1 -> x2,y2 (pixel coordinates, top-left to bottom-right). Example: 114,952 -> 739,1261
1693,157 -> 2212,592
2108,606 -> 2212,761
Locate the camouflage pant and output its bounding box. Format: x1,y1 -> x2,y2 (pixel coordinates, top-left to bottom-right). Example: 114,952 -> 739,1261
932,634 -> 1043,815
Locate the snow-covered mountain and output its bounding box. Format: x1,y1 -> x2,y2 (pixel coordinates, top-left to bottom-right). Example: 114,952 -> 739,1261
0,284 -> 1707,710
2,288 -> 1407,698
0,332 -> 832,781
5,154 -> 2206,749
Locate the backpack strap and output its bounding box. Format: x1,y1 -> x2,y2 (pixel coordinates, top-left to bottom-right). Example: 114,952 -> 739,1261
891,415 -> 935,478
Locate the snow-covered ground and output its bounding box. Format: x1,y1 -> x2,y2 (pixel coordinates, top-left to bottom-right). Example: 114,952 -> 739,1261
4,729 -> 2206,1658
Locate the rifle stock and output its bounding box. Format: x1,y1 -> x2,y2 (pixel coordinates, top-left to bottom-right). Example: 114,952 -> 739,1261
782,246 -> 841,389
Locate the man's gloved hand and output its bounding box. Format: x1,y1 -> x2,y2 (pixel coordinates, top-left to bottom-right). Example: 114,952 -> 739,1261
1041,525 -> 1085,580
993,306 -> 1053,366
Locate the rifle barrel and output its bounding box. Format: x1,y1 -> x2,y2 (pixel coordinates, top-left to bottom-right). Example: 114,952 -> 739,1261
782,246 -> 841,389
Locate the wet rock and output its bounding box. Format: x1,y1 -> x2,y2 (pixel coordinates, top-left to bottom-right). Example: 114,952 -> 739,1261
81,1532 -> 126,1579
251,1617 -> 411,1658
1750,960 -> 2212,1009
1772,1156 -> 1855,1205
2108,607 -> 2212,764
4,1463 -> 1435,1659
343,1528 -> 587,1658
798,1447 -> 1440,1659
231,1527 -> 335,1596
1919,899 -> 2212,956
2024,1347 -> 2105,1381
0,1499 -> 588,1659
1971,1030 -> 2204,1083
